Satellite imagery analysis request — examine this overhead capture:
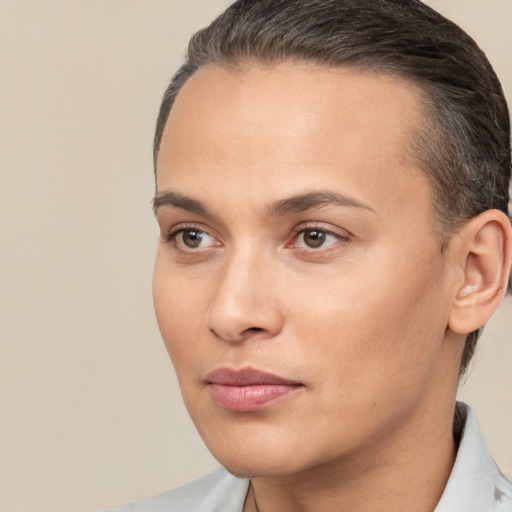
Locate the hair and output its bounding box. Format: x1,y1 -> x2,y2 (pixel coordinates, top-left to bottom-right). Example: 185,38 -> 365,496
153,0 -> 511,375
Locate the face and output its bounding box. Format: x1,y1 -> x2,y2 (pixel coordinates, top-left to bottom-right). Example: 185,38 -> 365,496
153,64 -> 460,478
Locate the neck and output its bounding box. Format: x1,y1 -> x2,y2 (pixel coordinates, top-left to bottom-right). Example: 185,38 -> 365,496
245,400 -> 457,512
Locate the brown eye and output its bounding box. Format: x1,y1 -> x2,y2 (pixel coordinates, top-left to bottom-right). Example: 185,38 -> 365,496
166,224 -> 220,251
302,230 -> 327,248
293,228 -> 344,250
180,229 -> 208,248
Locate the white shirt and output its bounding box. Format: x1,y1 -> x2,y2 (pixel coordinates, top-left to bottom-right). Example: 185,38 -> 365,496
105,403 -> 512,511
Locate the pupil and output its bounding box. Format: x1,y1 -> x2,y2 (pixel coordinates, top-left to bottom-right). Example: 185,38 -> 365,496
305,230 -> 325,248
183,230 -> 203,248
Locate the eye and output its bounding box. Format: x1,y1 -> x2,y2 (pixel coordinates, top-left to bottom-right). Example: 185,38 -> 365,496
179,229 -> 211,248
293,228 -> 346,249
167,227 -> 219,250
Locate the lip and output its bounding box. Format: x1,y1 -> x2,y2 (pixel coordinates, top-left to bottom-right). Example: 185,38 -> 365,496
205,367 -> 303,412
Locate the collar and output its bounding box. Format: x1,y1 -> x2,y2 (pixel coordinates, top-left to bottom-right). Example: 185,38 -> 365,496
435,402 -> 512,511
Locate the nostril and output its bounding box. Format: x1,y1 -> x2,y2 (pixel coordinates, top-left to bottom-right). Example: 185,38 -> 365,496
239,326 -> 267,339
207,296 -> 284,342
210,325 -> 267,343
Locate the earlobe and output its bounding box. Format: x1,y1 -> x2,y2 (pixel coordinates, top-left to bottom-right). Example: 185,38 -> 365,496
448,209 -> 512,335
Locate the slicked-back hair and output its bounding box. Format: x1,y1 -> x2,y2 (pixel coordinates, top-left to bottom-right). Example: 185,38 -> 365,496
153,0 -> 511,375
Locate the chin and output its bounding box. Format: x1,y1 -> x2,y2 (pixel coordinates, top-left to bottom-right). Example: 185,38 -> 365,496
204,436 -> 320,480
217,457 -> 298,480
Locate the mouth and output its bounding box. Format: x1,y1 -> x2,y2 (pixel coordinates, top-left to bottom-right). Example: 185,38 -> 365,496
204,367 -> 304,412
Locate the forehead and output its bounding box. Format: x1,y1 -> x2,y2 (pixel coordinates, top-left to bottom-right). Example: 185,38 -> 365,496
157,63 -> 432,222
160,63 -> 424,159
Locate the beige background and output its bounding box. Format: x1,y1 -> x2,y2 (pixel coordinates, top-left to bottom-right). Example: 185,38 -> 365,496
0,1 -> 510,512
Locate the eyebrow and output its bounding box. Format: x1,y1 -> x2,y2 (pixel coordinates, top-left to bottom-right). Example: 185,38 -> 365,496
153,189 -> 374,217
266,191 -> 375,216
153,191 -> 210,216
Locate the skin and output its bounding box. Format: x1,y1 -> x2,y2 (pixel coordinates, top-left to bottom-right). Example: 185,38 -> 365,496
152,63 -> 496,511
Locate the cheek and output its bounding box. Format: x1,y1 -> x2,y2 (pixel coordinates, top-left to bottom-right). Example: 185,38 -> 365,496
152,258 -> 207,370
287,249 -> 449,392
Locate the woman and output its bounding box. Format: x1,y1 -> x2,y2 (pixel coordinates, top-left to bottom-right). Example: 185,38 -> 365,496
109,1 -> 512,510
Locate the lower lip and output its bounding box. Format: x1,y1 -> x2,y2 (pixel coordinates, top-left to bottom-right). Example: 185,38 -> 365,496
208,383 -> 302,412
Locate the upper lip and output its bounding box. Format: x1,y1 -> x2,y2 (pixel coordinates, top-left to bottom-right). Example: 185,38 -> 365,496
205,367 -> 301,386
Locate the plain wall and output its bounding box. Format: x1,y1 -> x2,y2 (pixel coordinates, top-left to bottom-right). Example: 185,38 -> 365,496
0,1 -> 510,511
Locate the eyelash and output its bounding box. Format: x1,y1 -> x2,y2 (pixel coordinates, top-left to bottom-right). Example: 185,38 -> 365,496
290,224 -> 350,249
163,223 -> 350,252
163,223 -> 214,247
164,224 -> 197,242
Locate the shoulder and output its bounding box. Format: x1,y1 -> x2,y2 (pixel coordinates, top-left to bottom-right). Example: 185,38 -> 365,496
104,467 -> 249,512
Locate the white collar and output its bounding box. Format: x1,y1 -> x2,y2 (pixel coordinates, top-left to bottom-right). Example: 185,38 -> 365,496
435,402 -> 512,511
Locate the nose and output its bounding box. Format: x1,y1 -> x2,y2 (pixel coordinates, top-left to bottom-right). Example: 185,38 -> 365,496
206,249 -> 284,343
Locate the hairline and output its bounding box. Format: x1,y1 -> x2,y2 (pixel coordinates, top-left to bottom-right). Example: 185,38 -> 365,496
154,58 -> 453,248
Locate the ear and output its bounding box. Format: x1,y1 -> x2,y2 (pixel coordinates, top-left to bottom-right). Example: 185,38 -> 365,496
448,209 -> 512,335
